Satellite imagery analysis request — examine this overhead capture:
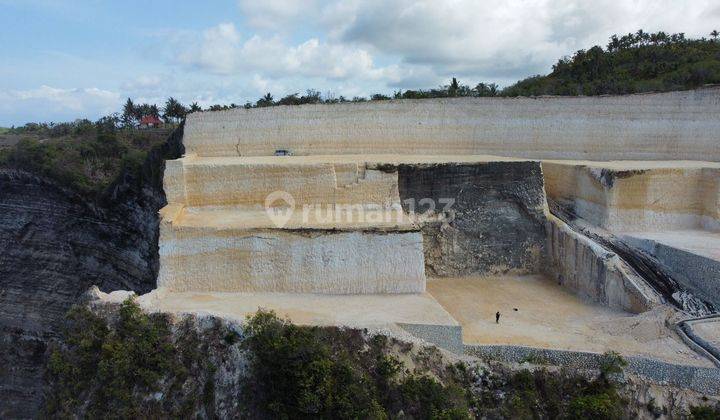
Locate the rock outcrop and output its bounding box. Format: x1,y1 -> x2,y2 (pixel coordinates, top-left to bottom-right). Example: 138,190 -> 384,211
396,161 -> 547,276
0,128 -> 184,418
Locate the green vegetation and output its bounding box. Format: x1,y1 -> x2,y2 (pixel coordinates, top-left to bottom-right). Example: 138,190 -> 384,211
504,30 -> 720,96
0,119 -> 171,194
0,127 -> 10,134
46,304 -> 720,419
243,309 -> 471,419
46,304 -> 473,419
45,299 -> 209,418
461,362 -> 627,419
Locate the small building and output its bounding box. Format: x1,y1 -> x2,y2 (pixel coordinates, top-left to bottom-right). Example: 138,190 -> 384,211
139,115 -> 163,128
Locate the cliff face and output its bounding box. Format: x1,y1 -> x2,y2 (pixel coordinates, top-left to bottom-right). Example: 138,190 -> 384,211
397,162 -> 547,276
0,127 -> 184,418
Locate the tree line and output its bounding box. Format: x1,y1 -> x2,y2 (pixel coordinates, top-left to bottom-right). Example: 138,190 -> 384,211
503,30 -> 720,96
6,29 -> 719,135
121,97 -> 197,127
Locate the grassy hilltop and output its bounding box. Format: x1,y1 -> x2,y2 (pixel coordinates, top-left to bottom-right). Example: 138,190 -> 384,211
504,30 -> 720,96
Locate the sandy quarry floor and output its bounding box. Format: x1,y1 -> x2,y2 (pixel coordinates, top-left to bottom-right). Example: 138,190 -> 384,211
140,291 -> 458,329
140,273 -> 713,367
427,275 -> 713,367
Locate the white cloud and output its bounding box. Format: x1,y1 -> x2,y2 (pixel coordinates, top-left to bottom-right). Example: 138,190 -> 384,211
228,0 -> 720,91
238,0 -> 323,30
177,22 -> 393,82
0,86 -> 121,125
178,22 -> 242,74
328,0 -> 720,79
172,0 -> 720,102
4,0 -> 720,125
121,75 -> 162,90
285,38 -> 380,79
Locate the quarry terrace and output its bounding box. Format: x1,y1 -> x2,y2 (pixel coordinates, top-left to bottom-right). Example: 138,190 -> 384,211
112,87 -> 720,370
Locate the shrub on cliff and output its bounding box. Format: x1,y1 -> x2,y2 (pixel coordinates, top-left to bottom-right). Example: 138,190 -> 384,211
690,404 -> 720,419
0,123 -> 171,194
45,299 -> 210,418
243,309 -> 385,418
243,309 -> 472,419
46,304 -> 717,419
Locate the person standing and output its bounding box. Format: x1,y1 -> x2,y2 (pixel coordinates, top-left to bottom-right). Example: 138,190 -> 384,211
495,311 -> 501,324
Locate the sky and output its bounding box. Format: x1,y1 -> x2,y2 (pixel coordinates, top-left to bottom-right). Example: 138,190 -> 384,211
1,0 -> 719,126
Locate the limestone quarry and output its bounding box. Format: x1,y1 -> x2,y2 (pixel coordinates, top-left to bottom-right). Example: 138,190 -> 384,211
141,87 -> 720,373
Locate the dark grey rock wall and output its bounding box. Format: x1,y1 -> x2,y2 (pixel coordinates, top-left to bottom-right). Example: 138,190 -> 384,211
396,161 -> 547,277
0,127 -> 184,418
622,235 -> 720,309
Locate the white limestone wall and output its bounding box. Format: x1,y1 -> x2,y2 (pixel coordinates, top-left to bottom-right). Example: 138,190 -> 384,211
164,157 -> 400,209
543,162 -> 720,232
184,87 -> 720,161
545,216 -> 661,313
157,224 -> 426,294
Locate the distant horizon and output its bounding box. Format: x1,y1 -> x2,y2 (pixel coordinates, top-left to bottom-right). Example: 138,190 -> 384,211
2,0 -> 719,126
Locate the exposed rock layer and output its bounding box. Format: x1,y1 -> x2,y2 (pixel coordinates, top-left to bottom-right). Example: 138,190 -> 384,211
396,161 -> 547,276
184,87 -> 720,161
543,161 -> 720,232
0,128 -> 184,418
545,215 -> 661,313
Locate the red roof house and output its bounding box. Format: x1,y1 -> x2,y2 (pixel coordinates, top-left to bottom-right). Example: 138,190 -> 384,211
139,115 -> 163,128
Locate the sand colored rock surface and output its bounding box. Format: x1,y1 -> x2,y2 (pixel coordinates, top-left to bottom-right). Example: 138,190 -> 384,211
164,154 -> 528,209
158,228 -> 426,294
159,155 -> 548,295
545,215 -> 661,313
139,290 -> 462,352
427,275 -> 712,367
152,88 -> 720,365
625,230 -> 720,261
184,88 -> 720,161
543,161 -> 720,232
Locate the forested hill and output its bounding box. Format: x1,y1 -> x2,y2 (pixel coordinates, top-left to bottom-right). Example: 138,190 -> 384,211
503,30 -> 720,96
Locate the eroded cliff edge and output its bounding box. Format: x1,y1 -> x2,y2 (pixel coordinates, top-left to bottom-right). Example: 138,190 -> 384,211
0,127 -> 184,417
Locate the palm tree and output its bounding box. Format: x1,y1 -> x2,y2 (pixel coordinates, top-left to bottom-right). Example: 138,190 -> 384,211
189,102 -> 202,113
121,98 -> 136,128
163,97 -> 187,123
711,30 -> 719,41
448,77 -> 459,96
256,93 -> 274,107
